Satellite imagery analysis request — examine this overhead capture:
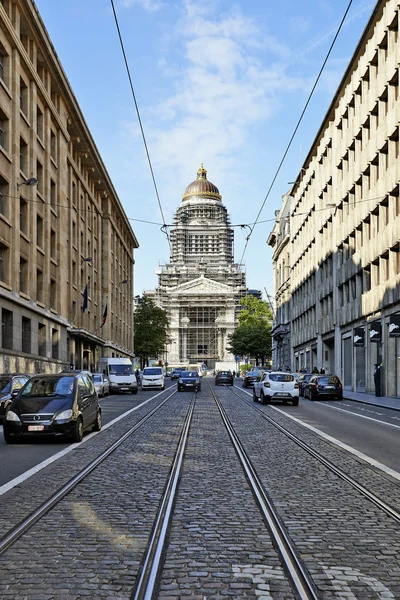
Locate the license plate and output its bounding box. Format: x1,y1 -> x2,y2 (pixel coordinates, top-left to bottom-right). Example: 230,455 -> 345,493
120,387 -> 128,390
275,392 -> 290,397
324,386 -> 334,389
185,384 -> 194,387
28,425 -> 44,431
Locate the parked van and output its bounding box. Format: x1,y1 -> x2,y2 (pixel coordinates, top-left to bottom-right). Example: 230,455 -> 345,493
141,367 -> 165,390
99,358 -> 138,394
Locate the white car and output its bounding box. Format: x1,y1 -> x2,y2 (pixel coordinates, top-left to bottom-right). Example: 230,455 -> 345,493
92,373 -> 110,397
141,367 -> 165,390
253,371 -> 299,406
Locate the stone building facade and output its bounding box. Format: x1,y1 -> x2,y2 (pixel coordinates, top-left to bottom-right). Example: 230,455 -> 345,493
0,0 -> 138,374
151,165 -> 246,369
267,193 -> 291,371
271,0 -> 400,396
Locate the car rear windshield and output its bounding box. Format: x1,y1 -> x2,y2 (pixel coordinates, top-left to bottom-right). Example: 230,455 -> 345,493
218,371 -> 231,376
318,376 -> 339,385
143,368 -> 162,375
20,376 -> 75,397
269,374 -> 294,382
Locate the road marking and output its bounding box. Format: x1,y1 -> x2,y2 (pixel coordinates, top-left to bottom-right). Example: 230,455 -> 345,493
322,565 -> 395,598
0,389 -> 168,497
237,387 -> 400,482
233,564 -> 285,599
315,403 -> 400,429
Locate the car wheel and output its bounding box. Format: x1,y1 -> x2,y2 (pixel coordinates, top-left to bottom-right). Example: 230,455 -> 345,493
178,386 -> 181,391
252,389 -> 258,402
71,418 -> 83,443
93,409 -> 102,432
3,430 -> 18,444
131,388 -> 138,395
260,392 -> 267,405
292,398 -> 299,406
162,385 -> 165,390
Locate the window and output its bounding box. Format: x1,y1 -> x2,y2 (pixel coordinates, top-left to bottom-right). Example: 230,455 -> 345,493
50,229 -> 56,259
38,322 -> 46,356
363,267 -> 371,292
0,242 -> 9,284
0,47 -> 8,84
50,130 -> 57,161
36,105 -> 43,140
72,260 -> 77,286
1,308 -> 13,349
36,269 -> 44,303
36,160 -> 43,194
22,317 -> 31,354
0,110 -> 7,150
50,278 -> 56,309
20,77 -> 28,114
0,176 -> 8,217
36,214 -> 43,247
51,328 -> 58,359
20,256 -> 28,295
20,197 -> 28,234
72,220 -> 77,246
20,137 -> 28,173
50,179 -> 56,209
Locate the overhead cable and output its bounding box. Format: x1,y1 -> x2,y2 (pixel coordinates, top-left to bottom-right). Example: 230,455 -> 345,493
110,0 -> 171,250
238,0 -> 354,266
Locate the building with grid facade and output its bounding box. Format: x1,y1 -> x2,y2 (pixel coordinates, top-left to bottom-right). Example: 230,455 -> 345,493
151,165 -> 246,369
0,0 -> 138,374
271,0 -> 400,396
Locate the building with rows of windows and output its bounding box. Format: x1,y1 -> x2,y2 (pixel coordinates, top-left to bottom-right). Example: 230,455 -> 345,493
269,0 -> 400,397
148,164 -> 247,370
0,0 -> 138,374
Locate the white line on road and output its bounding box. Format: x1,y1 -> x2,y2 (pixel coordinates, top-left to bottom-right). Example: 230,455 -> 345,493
237,386 -> 400,482
314,402 -> 400,429
0,389 -> 167,497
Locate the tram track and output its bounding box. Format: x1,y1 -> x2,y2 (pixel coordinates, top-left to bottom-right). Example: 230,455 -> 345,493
231,385 -> 400,525
0,388 -> 179,557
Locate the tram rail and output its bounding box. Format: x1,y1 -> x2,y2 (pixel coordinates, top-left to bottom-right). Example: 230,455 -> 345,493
0,388 -> 179,557
231,385 -> 400,525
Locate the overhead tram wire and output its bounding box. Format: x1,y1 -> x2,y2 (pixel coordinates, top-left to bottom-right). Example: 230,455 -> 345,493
238,0 -> 354,267
110,0 -> 171,251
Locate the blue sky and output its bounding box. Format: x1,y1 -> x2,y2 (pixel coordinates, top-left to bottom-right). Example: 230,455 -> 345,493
36,0 -> 375,296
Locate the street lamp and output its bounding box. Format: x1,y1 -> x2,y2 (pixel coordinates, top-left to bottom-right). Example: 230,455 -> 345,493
17,177 -> 38,190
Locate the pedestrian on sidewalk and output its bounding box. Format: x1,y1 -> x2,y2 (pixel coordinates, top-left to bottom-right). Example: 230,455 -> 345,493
374,363 -> 382,397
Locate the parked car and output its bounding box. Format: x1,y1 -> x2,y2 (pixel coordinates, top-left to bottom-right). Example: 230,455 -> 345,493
215,371 -> 234,386
0,374 -> 31,423
141,367 -> 165,390
177,371 -> 201,392
3,372 -> 102,443
303,374 -> 343,401
253,371 -> 299,406
92,373 -> 110,397
297,373 -> 312,397
242,371 -> 262,388
171,368 -> 186,380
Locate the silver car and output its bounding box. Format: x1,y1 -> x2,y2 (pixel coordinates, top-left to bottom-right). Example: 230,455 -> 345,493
92,373 -> 110,397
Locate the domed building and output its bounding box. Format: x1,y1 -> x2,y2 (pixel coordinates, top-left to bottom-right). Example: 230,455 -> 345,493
151,164 -> 247,369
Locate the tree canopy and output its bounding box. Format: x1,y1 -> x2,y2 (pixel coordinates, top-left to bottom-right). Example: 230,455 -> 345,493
227,296 -> 273,365
134,296 -> 170,368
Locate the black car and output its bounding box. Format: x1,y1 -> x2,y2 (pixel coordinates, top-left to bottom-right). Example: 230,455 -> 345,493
3,372 -> 102,444
297,373 -> 312,397
177,371 -> 201,392
304,374 -> 343,401
215,371 -> 234,386
171,368 -> 186,381
242,371 -> 262,388
0,374 -> 30,423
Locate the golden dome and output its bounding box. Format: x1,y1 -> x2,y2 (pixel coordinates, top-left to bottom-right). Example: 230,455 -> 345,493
182,164 -> 222,202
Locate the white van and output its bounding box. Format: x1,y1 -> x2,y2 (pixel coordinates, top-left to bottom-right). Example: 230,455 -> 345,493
99,358 -> 138,395
141,367 -> 165,390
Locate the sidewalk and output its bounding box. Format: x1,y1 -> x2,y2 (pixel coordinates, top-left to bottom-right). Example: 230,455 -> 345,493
343,389 -> 400,411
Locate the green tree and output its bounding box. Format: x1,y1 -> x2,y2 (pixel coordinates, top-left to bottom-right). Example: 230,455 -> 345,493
227,296 -> 273,365
134,296 -> 170,369
238,295 -> 273,326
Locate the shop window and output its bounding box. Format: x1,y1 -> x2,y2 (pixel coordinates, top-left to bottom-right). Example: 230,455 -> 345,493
1,308 -> 13,349
22,316 -> 31,354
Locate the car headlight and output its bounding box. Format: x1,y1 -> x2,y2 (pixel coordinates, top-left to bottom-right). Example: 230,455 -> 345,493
56,409 -> 73,421
6,411 -> 20,422
195,380 -> 200,384
178,379 -> 183,384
